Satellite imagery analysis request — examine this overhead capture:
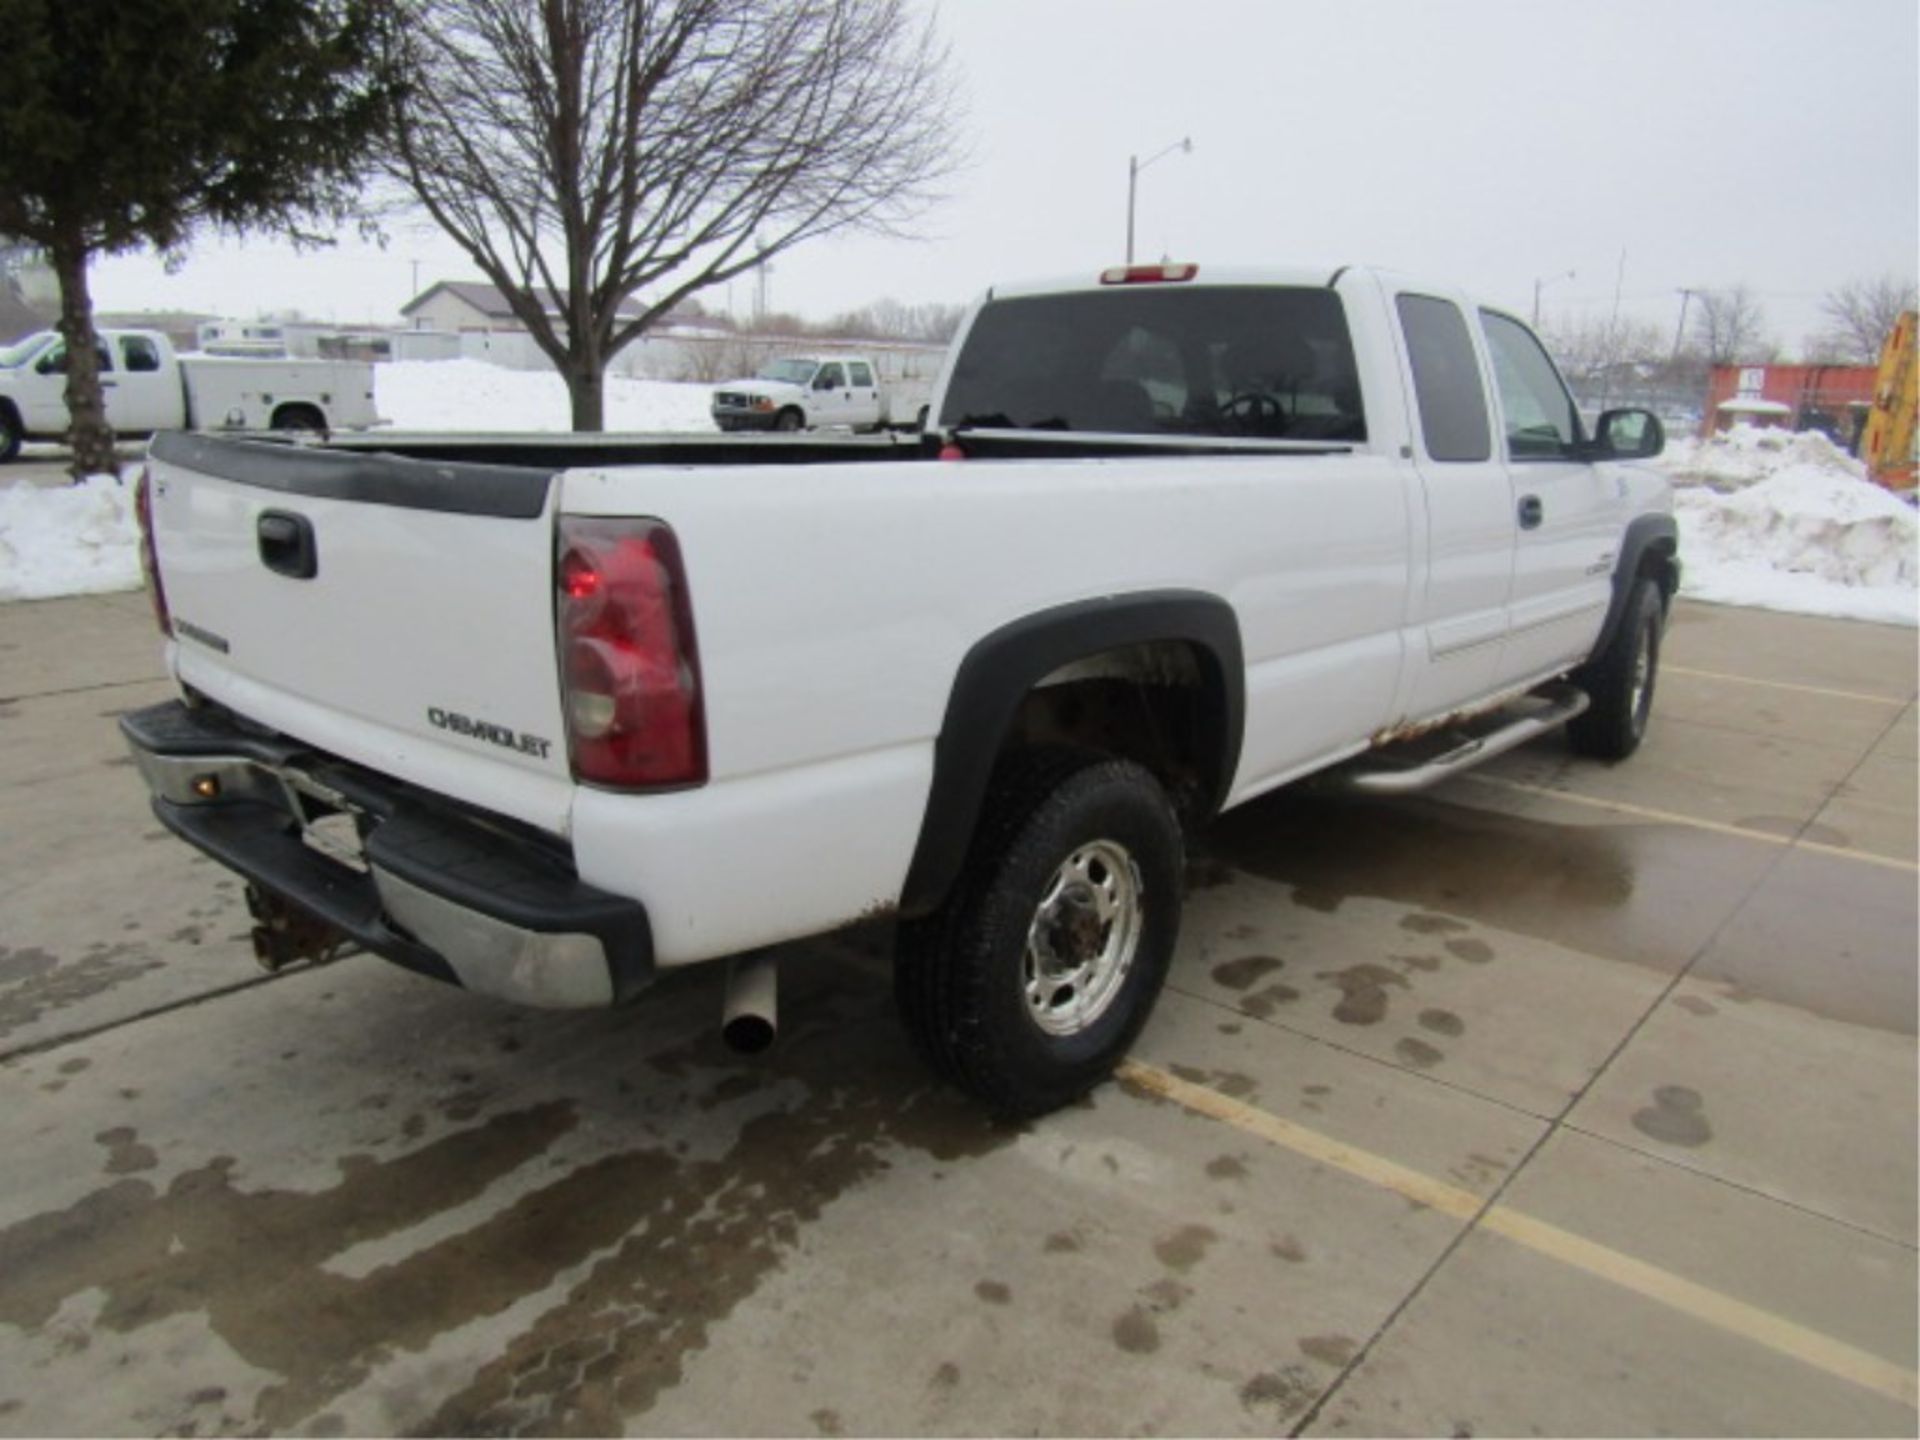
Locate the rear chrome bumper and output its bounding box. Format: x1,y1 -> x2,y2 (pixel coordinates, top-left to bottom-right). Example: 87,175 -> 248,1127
121,701 -> 653,1009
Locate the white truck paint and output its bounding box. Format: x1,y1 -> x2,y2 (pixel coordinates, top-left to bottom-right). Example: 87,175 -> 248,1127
710,353 -> 932,432
0,328 -> 380,460
123,262 -> 1677,1112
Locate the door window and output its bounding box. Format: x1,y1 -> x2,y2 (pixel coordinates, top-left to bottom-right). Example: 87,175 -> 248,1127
1395,294 -> 1490,462
849,362 -> 874,387
120,336 -> 163,373
1479,310 -> 1580,459
815,363 -> 846,390
37,341 -> 114,375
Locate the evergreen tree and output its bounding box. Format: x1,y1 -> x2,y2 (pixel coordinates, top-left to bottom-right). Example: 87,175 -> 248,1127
0,0 -> 400,475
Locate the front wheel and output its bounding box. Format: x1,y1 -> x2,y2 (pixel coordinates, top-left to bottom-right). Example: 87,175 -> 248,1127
895,751 -> 1184,1117
0,408 -> 22,463
774,407 -> 805,432
1568,576 -> 1664,760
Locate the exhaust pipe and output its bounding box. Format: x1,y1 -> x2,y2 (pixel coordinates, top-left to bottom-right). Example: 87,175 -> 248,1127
721,952 -> 778,1054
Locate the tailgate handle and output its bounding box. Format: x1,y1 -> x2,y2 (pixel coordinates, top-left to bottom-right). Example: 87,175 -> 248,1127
257,510 -> 318,579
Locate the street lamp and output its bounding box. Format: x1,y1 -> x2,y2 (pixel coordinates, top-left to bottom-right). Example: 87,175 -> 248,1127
1532,269 -> 1575,327
1127,137 -> 1193,265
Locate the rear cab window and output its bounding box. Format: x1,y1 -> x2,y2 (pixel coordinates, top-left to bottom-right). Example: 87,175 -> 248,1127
1394,294 -> 1490,463
940,286 -> 1367,441
849,362 -> 874,388
120,336 -> 163,373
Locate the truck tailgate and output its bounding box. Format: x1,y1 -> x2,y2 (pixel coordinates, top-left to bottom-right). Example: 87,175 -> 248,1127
145,433 -> 575,834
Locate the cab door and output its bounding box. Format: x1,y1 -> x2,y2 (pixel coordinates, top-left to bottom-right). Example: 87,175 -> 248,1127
26,337 -> 115,433
811,361 -> 849,427
111,334 -> 180,432
1478,310 -> 1623,681
846,360 -> 883,428
1390,291 -> 1517,723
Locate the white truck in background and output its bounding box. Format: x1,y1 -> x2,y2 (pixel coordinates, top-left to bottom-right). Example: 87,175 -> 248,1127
710,353 -> 933,433
0,328 -> 381,461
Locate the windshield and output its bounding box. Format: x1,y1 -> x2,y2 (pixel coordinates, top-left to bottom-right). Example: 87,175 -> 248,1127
756,358 -> 818,385
939,287 -> 1366,441
0,333 -> 52,369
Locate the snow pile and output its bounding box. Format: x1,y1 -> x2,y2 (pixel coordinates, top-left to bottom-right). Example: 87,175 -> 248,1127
0,475 -> 142,602
1661,428 -> 1918,627
375,359 -> 716,433
1660,426 -> 1866,492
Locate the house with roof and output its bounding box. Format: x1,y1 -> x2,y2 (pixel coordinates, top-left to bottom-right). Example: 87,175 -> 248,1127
400,281 -> 649,336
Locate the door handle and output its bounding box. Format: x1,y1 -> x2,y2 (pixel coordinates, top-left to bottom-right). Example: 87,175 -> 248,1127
1518,494 -> 1544,530
257,510 -> 318,579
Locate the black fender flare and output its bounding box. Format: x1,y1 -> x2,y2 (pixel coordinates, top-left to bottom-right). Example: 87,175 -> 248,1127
898,590 -> 1244,917
1587,512 -> 1680,665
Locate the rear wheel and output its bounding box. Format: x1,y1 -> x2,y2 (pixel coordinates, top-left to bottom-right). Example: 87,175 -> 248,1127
1568,576 -> 1663,760
0,406 -> 21,463
895,750 -> 1184,1117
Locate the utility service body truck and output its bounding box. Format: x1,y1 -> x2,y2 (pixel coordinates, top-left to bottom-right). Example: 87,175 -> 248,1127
122,263 -> 1677,1115
710,352 -> 933,432
0,328 -> 380,461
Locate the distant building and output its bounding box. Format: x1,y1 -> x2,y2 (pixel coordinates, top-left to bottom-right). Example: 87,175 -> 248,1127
400,280 -> 648,336
1704,362 -> 1877,448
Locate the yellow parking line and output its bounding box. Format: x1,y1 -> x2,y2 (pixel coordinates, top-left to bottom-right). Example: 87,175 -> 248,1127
1120,1060 -> 1919,1410
1663,665 -> 1911,708
1463,774 -> 1918,873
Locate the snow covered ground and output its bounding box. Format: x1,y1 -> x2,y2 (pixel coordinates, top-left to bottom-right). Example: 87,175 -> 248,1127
1657,427 -> 1918,627
1,364 -> 1914,627
0,475 -> 140,602
375,359 -> 716,433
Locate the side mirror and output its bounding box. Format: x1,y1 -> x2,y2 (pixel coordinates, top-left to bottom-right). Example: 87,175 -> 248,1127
1584,408 -> 1664,461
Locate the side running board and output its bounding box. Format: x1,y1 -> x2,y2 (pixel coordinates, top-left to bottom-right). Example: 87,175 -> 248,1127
1341,684 -> 1590,796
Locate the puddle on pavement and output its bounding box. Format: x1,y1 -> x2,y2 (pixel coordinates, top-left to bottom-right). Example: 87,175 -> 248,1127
0,972 -> 1019,1435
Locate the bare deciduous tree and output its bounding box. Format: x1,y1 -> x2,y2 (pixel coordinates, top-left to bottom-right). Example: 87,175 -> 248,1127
1690,285 -> 1773,367
387,0 -> 960,430
1817,274 -> 1918,365
1539,311 -> 1665,393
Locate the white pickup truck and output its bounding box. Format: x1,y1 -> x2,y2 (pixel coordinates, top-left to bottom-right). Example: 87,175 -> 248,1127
121,262 -> 1676,1116
0,328 -> 380,461
710,353 -> 932,433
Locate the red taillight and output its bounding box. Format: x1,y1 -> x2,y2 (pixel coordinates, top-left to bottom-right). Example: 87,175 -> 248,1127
133,465 -> 172,636
1099,263 -> 1199,285
556,517 -> 706,788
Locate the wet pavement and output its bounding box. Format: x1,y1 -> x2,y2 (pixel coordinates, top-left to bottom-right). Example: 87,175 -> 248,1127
0,593 -> 1914,1437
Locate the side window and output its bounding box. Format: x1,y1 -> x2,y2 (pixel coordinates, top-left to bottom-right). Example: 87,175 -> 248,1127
37,341 -> 114,375
120,336 -> 162,374
1395,294 -> 1490,462
848,362 -> 874,387
1480,310 -> 1580,458
815,362 -> 846,390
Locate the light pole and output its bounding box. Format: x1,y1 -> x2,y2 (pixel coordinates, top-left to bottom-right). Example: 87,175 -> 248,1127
1532,269 -> 1575,327
1127,137 -> 1193,265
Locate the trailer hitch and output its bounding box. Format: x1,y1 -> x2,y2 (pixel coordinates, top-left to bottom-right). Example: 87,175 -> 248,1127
245,883 -> 362,974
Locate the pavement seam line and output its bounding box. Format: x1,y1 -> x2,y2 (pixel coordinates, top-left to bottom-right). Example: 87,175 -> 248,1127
0,968 -> 295,1065
1661,665 -> 1913,707
1118,1059 -> 1919,1412
0,674 -> 172,707
1461,773 -> 1917,872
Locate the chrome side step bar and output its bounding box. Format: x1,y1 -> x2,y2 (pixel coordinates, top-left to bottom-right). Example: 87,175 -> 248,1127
1341,685 -> 1590,795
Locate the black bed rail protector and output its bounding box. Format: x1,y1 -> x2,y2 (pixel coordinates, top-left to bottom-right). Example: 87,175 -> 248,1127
148,430 -> 557,519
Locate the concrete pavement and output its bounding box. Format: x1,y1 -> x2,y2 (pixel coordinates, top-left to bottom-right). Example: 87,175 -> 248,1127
0,593 -> 1913,1436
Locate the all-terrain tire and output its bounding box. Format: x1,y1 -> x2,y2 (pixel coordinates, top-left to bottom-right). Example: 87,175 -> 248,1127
894,749 -> 1184,1117
1568,575 -> 1664,761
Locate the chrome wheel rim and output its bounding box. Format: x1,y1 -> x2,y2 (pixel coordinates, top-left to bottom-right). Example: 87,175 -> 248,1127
1024,839 -> 1144,1037
1629,619 -> 1655,730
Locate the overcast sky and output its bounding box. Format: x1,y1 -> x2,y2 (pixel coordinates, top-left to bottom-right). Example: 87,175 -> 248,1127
90,0 -> 1917,353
